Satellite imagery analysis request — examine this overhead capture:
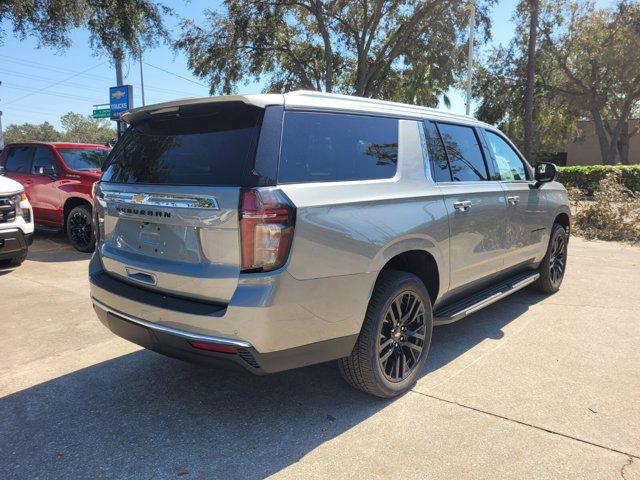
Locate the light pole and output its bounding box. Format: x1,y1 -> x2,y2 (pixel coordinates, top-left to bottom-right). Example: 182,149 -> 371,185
0,80 -> 4,149
465,0 -> 476,116
115,56 -> 126,137
139,49 -> 146,107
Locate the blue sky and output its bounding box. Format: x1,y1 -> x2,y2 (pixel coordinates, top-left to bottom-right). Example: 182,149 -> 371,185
0,0 -> 604,128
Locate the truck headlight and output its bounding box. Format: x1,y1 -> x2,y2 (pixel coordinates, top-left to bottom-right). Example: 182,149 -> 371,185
15,192 -> 31,222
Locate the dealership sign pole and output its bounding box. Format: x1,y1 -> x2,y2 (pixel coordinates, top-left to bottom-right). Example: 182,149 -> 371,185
109,84 -> 133,138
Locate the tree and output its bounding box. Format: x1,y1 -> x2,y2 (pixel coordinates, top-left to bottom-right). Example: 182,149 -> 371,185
3,113 -> 116,145
60,113 -> 117,145
0,0 -> 169,58
3,121 -> 60,144
523,0 -> 539,160
473,7 -> 579,160
176,0 -> 493,104
540,0 -> 640,164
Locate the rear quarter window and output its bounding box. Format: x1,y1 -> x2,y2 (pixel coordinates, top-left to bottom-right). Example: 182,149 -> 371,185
278,111 -> 398,183
4,146 -> 33,173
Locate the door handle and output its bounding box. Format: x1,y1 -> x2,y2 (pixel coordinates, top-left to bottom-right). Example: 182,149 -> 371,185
507,196 -> 520,205
453,200 -> 472,212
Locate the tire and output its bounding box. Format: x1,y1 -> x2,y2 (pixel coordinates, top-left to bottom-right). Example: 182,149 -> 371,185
534,223 -> 568,293
0,254 -> 27,267
339,270 -> 433,398
66,204 -> 95,253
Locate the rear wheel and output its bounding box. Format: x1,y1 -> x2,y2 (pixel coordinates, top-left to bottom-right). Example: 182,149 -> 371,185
339,270 -> 433,398
66,204 -> 95,253
534,223 -> 568,293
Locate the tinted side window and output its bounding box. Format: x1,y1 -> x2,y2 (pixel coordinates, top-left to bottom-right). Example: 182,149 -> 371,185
423,121 -> 451,182
278,112 -> 398,183
436,123 -> 488,182
32,147 -> 58,174
5,146 -> 33,173
484,130 -> 528,181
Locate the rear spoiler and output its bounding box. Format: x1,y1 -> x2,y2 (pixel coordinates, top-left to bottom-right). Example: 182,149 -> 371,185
121,94 -> 284,125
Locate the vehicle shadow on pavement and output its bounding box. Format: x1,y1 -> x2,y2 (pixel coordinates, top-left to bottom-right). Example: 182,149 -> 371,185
425,289 -> 547,376
0,290 -> 547,480
25,230 -> 91,263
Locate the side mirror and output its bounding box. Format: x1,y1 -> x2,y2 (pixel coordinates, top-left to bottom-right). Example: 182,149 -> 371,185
38,165 -> 57,179
534,162 -> 557,187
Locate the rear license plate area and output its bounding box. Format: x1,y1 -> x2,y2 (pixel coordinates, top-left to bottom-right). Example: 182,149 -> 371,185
107,313 -> 155,349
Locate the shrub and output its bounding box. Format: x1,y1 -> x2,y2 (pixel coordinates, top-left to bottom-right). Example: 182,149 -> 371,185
571,170 -> 640,243
557,165 -> 640,195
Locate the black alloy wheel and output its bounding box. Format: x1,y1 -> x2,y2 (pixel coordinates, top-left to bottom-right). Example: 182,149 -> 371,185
377,291 -> 427,382
67,204 -> 95,253
339,270 -> 433,398
534,222 -> 568,293
549,233 -> 567,285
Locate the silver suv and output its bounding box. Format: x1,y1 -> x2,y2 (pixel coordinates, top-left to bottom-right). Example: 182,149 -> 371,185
89,91 -> 570,397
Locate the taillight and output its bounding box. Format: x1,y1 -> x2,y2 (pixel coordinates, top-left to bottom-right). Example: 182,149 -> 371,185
240,188 -> 295,273
92,182 -> 102,242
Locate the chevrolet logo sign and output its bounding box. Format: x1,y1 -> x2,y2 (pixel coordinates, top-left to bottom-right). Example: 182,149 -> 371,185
111,90 -> 126,100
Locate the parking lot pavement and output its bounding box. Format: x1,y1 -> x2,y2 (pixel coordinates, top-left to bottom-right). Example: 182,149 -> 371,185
1,234 -> 639,480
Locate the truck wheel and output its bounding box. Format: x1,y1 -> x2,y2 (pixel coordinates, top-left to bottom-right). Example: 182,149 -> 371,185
534,223 -> 568,293
0,254 -> 27,267
339,270 -> 433,398
66,204 -> 95,253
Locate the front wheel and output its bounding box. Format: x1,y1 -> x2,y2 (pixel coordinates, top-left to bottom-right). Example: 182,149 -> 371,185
339,270 -> 433,398
534,223 -> 568,293
66,204 -> 95,253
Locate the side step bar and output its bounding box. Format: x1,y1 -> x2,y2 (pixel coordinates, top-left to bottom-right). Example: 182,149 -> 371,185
433,271 -> 540,326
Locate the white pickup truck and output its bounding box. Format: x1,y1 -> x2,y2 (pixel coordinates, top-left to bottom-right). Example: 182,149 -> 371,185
0,170 -> 34,266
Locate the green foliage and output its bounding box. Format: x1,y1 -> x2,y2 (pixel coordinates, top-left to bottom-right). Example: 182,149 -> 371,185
60,113 -> 116,145
473,1 -> 581,161
0,0 -> 169,58
3,121 -> 60,143
557,165 -> 640,195
176,0 -> 494,103
3,113 -> 116,145
540,0 -> 640,164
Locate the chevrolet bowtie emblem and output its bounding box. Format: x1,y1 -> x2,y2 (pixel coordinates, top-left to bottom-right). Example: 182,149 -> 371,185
131,194 -> 147,204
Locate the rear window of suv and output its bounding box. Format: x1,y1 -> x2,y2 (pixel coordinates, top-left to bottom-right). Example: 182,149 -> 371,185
101,104 -> 262,185
278,111 -> 398,183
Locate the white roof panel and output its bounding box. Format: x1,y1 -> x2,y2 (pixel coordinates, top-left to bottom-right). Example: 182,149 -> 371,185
122,90 -> 490,128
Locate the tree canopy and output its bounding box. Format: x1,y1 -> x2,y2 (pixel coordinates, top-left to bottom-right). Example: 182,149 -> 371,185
539,0 -> 640,164
176,0 -> 493,105
3,113 -> 116,145
0,0 -> 169,58
473,0 -> 640,165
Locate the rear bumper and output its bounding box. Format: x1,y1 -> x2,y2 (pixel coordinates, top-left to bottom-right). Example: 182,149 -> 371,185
89,254 -> 369,373
0,228 -> 31,260
92,295 -> 357,374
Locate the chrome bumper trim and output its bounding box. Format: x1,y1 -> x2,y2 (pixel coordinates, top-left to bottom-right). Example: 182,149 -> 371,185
91,297 -> 253,348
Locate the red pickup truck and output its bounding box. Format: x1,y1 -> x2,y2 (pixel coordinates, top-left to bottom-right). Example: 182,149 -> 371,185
0,142 -> 111,252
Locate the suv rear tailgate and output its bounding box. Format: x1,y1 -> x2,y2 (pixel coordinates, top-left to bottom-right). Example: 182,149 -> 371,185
97,184 -> 241,303
95,101 -> 265,304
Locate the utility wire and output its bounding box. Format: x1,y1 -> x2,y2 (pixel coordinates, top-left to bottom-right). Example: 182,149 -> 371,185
0,55 -> 112,82
2,62 -> 106,107
142,61 -> 209,89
